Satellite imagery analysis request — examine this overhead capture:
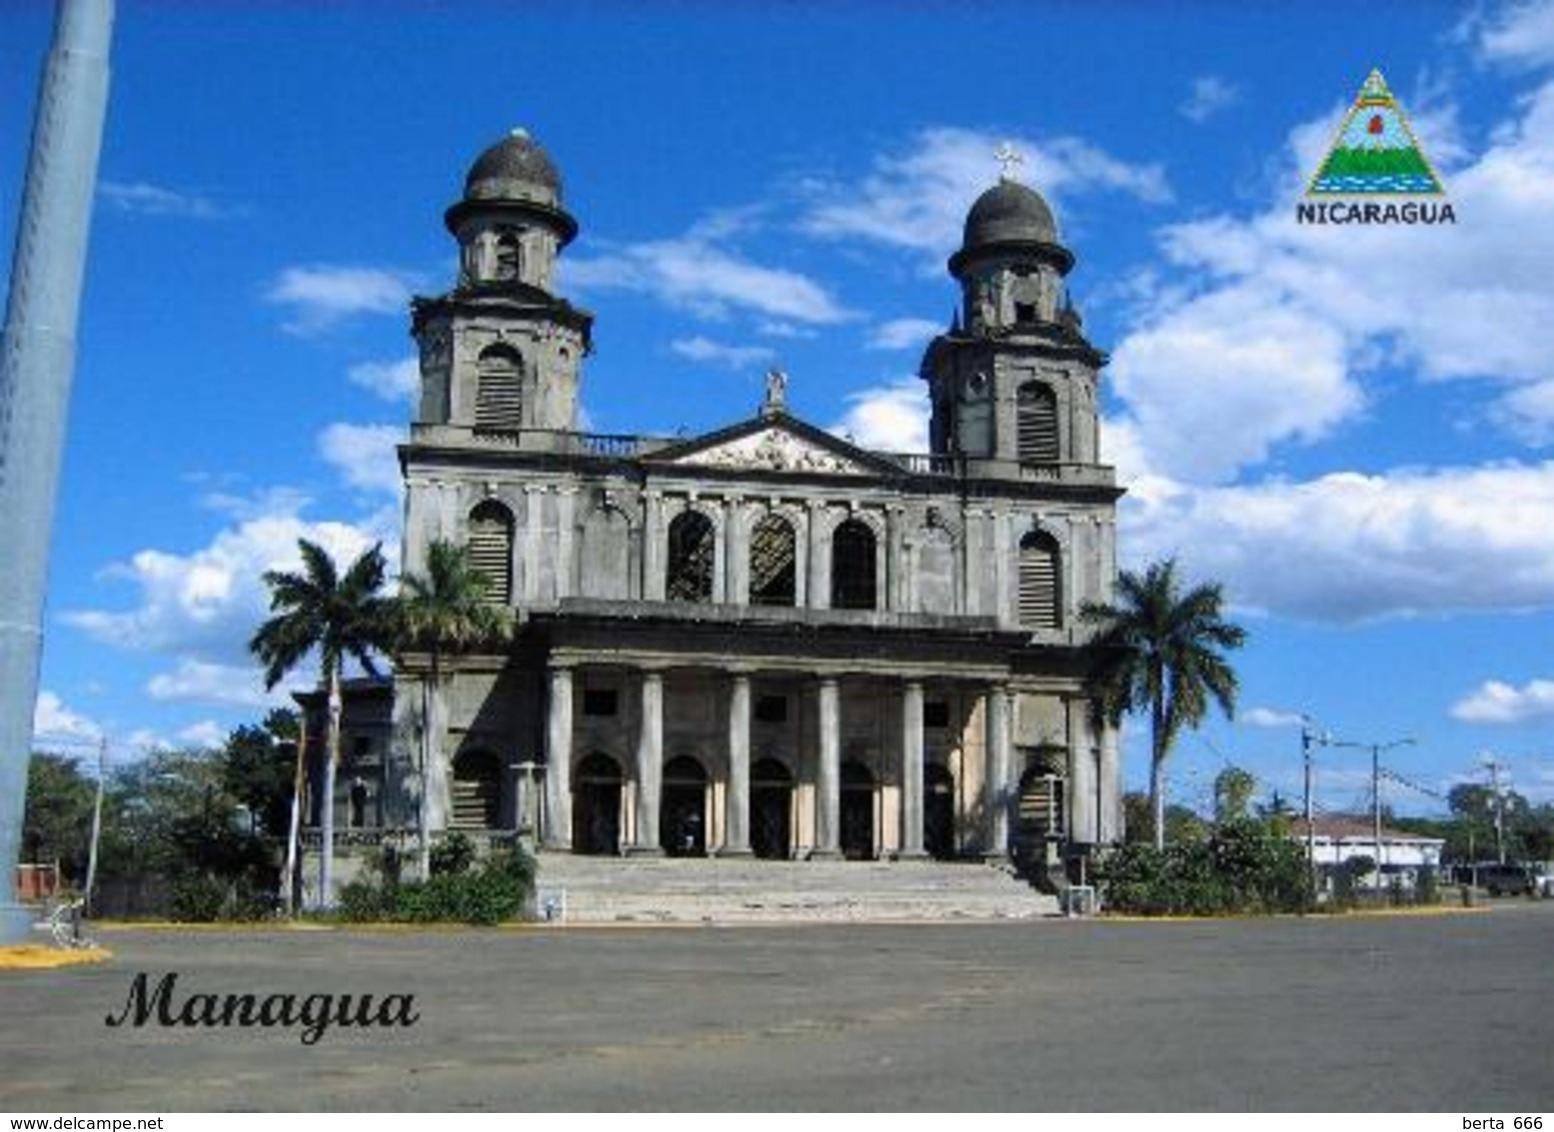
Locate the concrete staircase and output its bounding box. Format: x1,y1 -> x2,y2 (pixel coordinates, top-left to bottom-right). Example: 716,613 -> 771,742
529,853 -> 1060,924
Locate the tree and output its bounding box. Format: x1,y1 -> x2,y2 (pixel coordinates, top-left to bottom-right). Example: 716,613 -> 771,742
250,539 -> 392,909
1213,766 -> 1257,824
392,539 -> 511,879
22,753 -> 95,880
1082,558 -> 1247,851
219,714 -> 297,837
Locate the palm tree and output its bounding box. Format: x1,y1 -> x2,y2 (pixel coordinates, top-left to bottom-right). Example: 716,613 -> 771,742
392,538 -> 511,880
250,539 -> 391,909
1081,558 -> 1247,851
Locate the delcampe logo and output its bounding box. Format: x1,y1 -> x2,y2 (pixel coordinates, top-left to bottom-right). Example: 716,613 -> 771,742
1298,69 -> 1455,226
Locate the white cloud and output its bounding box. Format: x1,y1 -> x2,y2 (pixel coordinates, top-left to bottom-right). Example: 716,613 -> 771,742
799,126 -> 1170,268
63,501 -> 395,672
832,378 -> 929,453
867,317 -> 941,351
347,357 -> 420,403
32,691 -> 103,749
565,213 -> 853,325
99,180 -> 236,220
1479,0 -> 1554,67
1110,291 -> 1358,483
1241,707 -> 1305,728
1124,461 -> 1554,622
148,659 -> 288,708
1180,76 -> 1241,123
669,336 -> 777,370
176,720 -> 229,750
318,423 -> 403,497
1450,677 -> 1554,723
264,265 -> 420,334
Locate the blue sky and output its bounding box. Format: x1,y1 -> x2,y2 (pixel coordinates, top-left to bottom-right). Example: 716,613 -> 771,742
8,1 -> 1554,817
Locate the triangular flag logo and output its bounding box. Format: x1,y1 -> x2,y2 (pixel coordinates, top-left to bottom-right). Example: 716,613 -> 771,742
1307,70 -> 1445,196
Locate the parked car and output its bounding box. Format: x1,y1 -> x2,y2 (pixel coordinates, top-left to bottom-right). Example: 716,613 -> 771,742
1477,863 -> 1544,896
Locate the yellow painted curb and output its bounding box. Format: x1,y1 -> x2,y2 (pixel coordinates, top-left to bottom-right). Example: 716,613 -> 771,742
1096,904 -> 1489,923
0,946 -> 112,970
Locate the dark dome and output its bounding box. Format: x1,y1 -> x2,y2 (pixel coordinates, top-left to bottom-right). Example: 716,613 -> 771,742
463,129 -> 562,206
961,179 -> 1059,250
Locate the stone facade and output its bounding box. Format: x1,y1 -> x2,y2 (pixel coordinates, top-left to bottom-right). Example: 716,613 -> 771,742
313,131 -> 1125,879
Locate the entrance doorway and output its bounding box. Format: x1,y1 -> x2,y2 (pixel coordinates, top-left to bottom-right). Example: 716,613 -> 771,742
750,757 -> 793,859
573,752 -> 623,855
840,760 -> 875,860
661,755 -> 708,856
451,749 -> 501,830
925,763 -> 955,859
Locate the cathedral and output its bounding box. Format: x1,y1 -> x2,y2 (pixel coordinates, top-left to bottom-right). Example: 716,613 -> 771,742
309,129 -> 1124,884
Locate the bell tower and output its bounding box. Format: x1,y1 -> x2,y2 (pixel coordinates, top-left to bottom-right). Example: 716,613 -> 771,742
921,150 -> 1105,473
411,129 -> 593,439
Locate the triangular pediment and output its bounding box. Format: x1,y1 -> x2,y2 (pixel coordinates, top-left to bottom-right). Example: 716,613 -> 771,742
648,413 -> 899,478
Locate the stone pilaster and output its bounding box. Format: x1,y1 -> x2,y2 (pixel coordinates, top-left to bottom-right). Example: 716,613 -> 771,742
629,669 -> 665,855
807,500 -> 829,610
642,490 -> 665,600
810,676 -> 841,858
543,663 -> 573,850
718,673 -> 753,856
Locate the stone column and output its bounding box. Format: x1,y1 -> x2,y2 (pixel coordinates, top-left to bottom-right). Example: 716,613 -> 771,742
630,669 -> 665,855
543,664 -> 574,851
1067,699 -> 1097,845
984,684 -> 1012,859
898,680 -> 927,859
718,673 -> 753,856
1099,716 -> 1121,844
642,491 -> 665,600
810,676 -> 841,858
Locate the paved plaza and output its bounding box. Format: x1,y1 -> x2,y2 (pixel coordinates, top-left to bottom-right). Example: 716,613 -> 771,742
1,903 -> 1551,1111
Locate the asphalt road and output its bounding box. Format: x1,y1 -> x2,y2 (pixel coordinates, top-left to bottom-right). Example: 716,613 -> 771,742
1,903 -> 1550,1112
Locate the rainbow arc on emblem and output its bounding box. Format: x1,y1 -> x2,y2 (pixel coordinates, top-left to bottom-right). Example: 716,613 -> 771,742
1308,69 -> 1444,196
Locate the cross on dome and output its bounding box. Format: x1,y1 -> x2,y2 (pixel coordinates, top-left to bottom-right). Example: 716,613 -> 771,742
994,141 -> 1024,182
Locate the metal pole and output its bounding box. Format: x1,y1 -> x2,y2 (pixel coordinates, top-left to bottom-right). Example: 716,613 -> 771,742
82,734 -> 105,917
0,0 -> 114,944
1372,743 -> 1382,891
1302,721 -> 1315,889
1486,757 -> 1506,866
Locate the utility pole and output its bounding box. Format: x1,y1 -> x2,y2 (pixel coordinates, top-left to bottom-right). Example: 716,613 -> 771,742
82,735 -> 106,917
1301,717 -> 1318,890
1328,735 -> 1414,891
1483,755 -> 1508,865
0,0 -> 115,944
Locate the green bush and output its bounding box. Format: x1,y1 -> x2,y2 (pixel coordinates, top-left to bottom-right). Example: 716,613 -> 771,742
1099,820 -> 1313,916
337,878 -> 387,922
169,875 -> 229,922
333,841 -> 537,926
430,832 -> 477,877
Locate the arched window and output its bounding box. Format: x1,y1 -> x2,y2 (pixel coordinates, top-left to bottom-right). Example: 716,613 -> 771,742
748,514 -> 796,606
451,749 -> 501,830
468,500 -> 515,605
831,519 -> 877,610
1018,530 -> 1061,630
1016,382 -> 1059,463
474,345 -> 523,433
494,232 -> 521,281
666,510 -> 715,603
